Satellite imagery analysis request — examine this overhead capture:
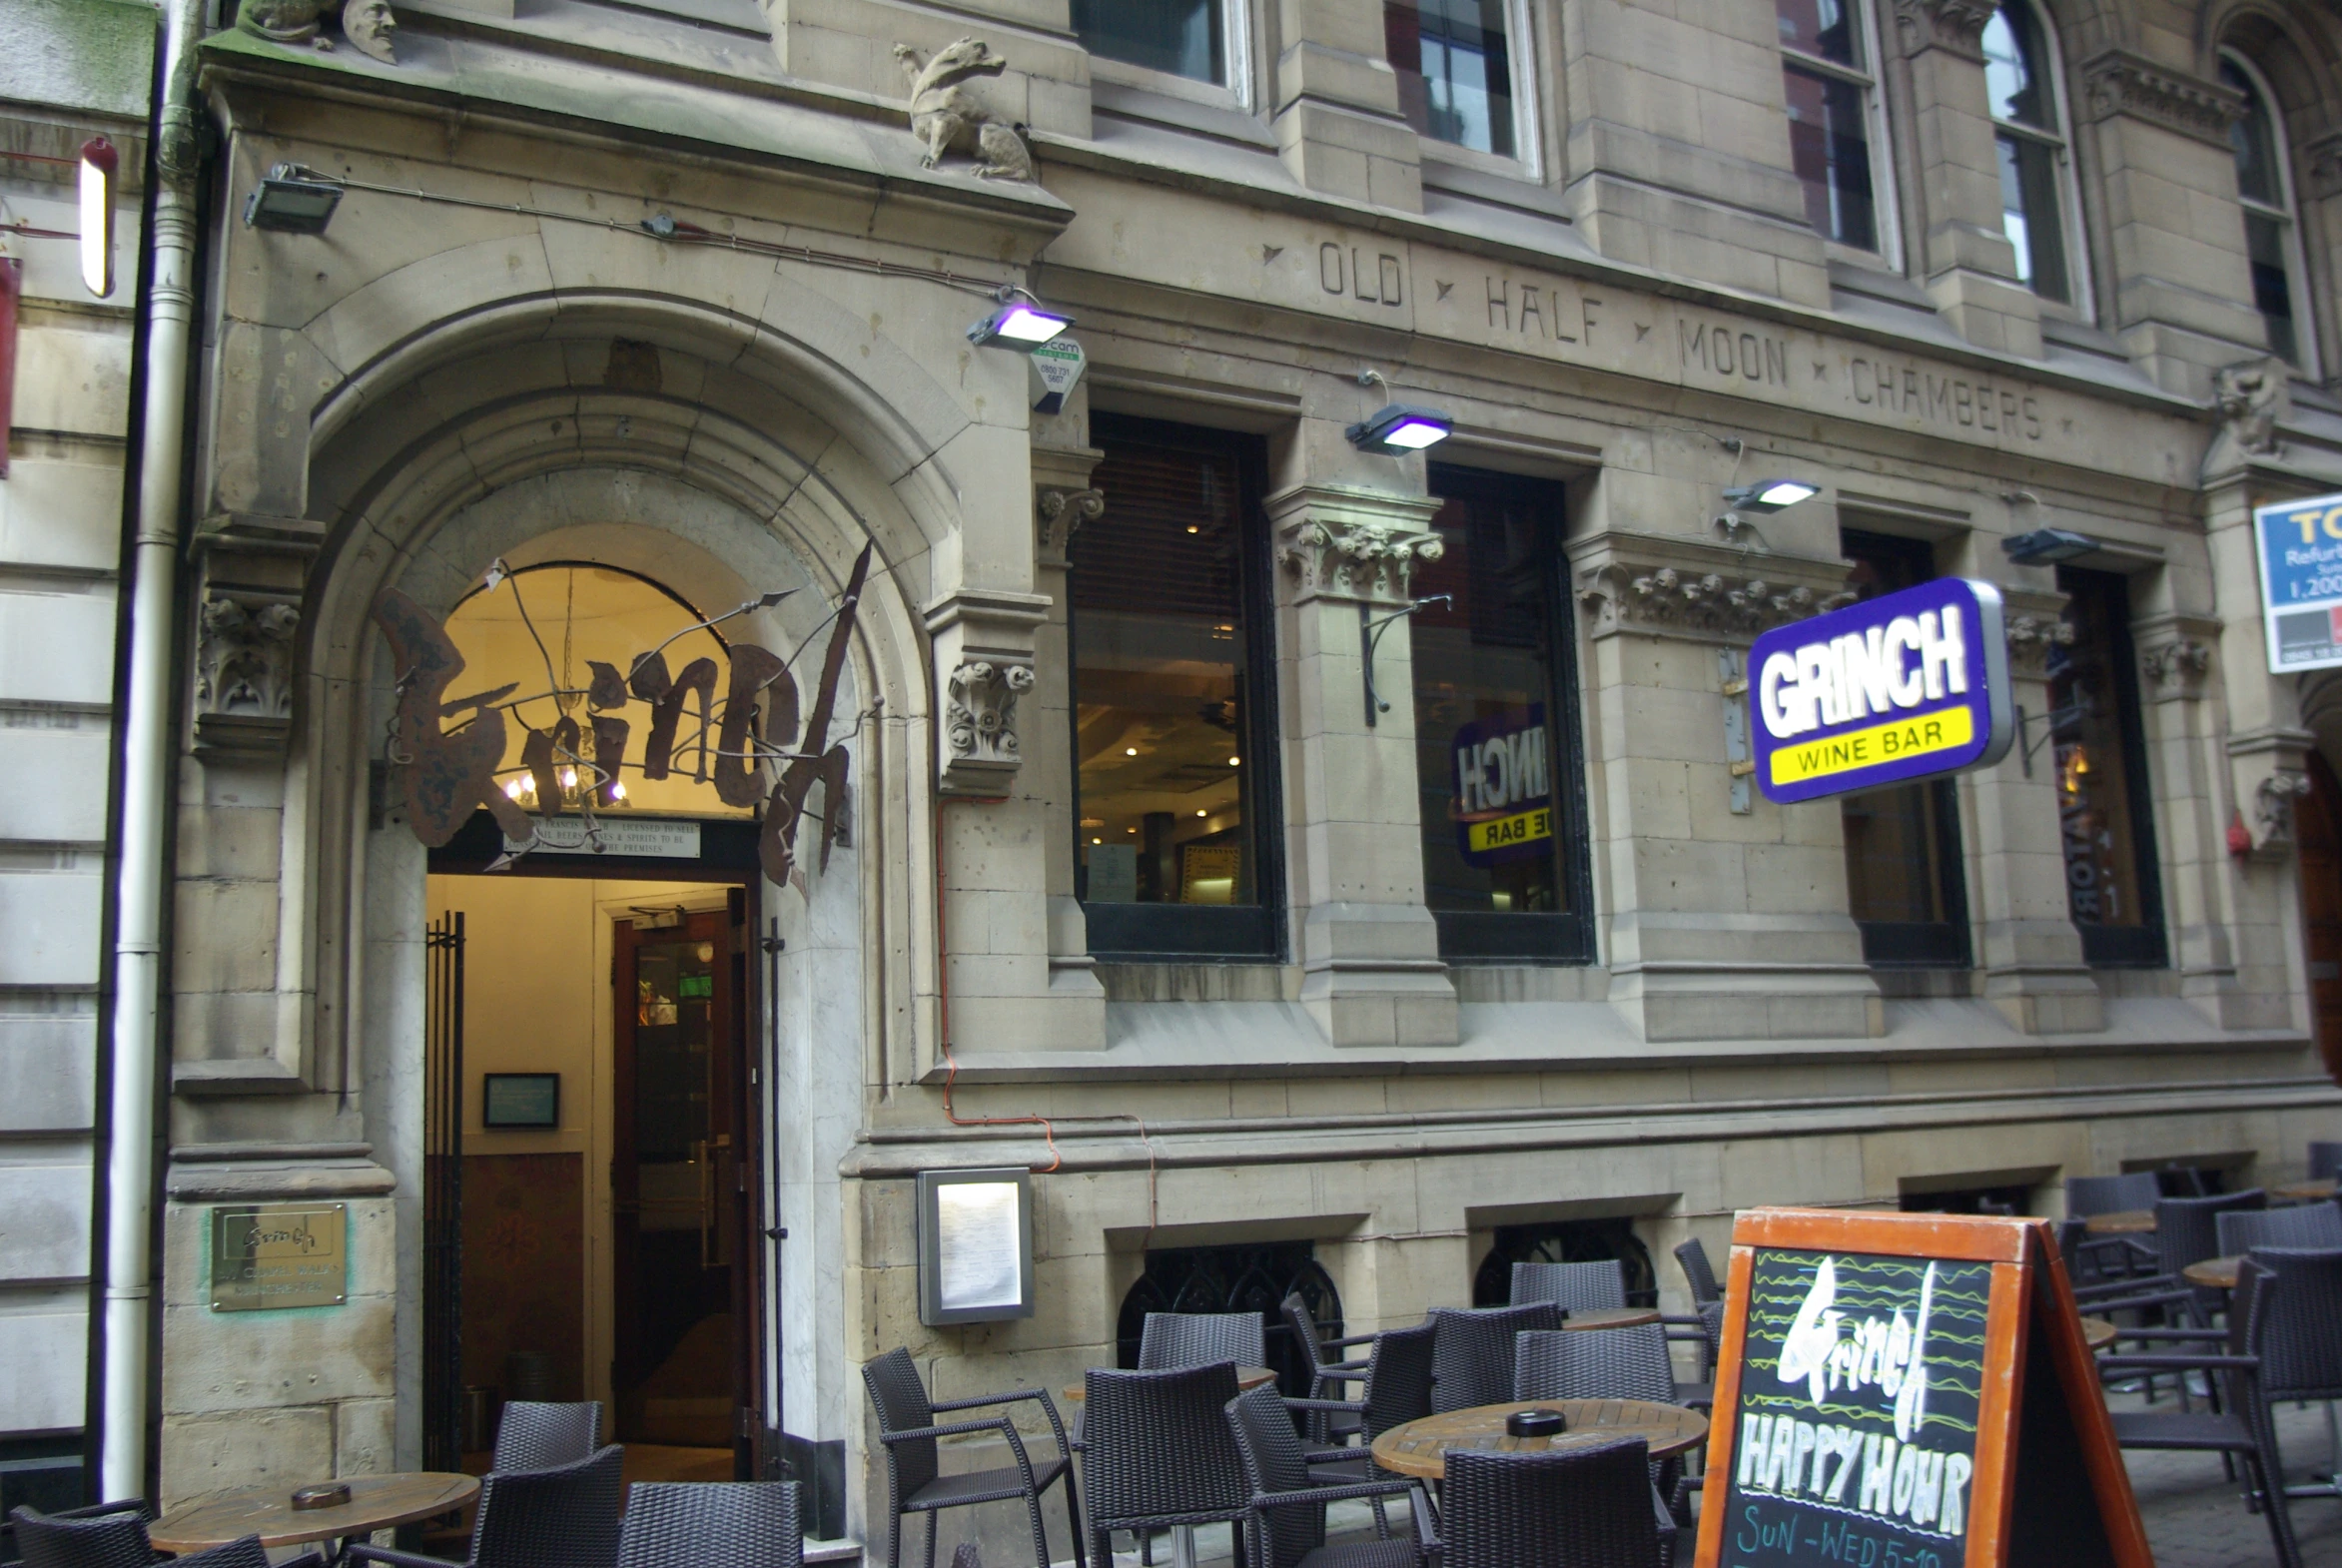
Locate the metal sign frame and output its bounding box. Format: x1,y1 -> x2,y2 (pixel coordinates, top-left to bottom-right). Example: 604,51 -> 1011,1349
2254,491 -> 2342,675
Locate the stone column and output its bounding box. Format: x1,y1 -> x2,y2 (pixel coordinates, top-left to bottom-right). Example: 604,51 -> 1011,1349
1269,0 -> 1423,210
2129,601 -> 2243,1024
1894,0 -> 2045,358
1568,503 -> 1883,1043
2074,51 -> 2261,395
2300,133 -> 2342,385
1267,481 -> 1458,1047
1031,407 -> 1110,1034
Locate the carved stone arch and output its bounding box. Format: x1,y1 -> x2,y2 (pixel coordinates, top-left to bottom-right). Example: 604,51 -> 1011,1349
2020,0 -> 2128,74
2199,0 -> 2342,125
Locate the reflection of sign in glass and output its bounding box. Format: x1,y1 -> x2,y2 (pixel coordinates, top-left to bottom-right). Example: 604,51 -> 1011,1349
917,1169 -> 1035,1325
2256,492 -> 2342,673
482,1073 -> 560,1129
1087,843 -> 1139,903
210,1203 -> 348,1311
1452,706 -> 1552,867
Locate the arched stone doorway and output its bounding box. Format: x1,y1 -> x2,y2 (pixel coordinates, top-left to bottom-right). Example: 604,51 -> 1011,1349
2298,751 -> 2342,1083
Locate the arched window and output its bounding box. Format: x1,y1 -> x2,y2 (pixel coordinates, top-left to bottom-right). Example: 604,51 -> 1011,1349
2220,51 -> 2316,372
1776,0 -> 1896,257
1982,0 -> 2080,307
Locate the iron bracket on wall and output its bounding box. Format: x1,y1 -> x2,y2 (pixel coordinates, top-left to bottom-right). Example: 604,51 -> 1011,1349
1360,595 -> 1450,727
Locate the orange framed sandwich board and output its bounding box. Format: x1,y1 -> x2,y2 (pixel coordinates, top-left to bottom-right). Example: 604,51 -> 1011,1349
1692,1207 -> 2150,1568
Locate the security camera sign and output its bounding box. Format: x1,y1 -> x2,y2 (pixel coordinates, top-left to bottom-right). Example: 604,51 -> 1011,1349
2256,491 -> 2342,674
1749,578 -> 2013,804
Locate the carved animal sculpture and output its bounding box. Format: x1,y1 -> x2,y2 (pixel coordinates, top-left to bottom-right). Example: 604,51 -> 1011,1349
892,38 -> 1034,182
2214,359 -> 2283,457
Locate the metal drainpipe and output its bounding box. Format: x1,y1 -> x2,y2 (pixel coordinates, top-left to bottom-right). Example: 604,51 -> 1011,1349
100,0 -> 203,1499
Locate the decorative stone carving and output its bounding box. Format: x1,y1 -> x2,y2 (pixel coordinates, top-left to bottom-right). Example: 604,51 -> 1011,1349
2254,770 -> 2315,857
237,0 -> 328,43
2141,638 -> 2211,699
1278,518 -> 1443,605
893,39 -> 1034,182
2002,613 -> 2076,674
2212,359 -> 2286,460
1036,487 -> 1104,562
1578,562 -> 1855,642
1894,0 -> 1996,61
946,660 -> 1035,777
194,592 -> 301,760
2308,133 -> 2342,202
343,0 -> 396,62
2078,50 -> 2246,150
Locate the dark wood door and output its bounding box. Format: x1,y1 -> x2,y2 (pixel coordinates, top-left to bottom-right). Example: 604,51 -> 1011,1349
612,904 -> 756,1462
2301,753 -> 2342,1084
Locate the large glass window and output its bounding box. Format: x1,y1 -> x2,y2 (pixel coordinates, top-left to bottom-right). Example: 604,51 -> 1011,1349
1839,531 -> 1970,967
1074,0 -> 1226,85
1777,0 -> 1883,252
1073,415 -> 1280,959
2048,569 -> 2165,967
2221,53 -> 2314,373
1385,0 -> 1517,159
1410,466 -> 1592,961
1982,0 -> 2075,305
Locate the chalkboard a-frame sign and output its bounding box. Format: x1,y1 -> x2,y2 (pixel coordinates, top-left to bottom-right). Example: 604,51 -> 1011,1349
1693,1208 -> 2150,1568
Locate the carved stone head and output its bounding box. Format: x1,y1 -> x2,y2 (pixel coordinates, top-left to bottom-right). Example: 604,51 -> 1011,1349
343,0 -> 397,63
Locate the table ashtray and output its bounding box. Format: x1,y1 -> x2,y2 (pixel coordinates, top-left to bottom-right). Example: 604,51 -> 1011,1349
291,1483 -> 352,1511
1507,1408 -> 1567,1438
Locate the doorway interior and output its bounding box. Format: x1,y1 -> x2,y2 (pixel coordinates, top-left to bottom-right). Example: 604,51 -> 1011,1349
424,867 -> 762,1486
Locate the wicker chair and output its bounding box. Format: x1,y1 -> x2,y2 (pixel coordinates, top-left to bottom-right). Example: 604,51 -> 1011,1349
1282,1294 -> 1375,1447
1673,1240 -> 1720,1308
1428,1304 -> 1561,1413
1140,1312 -> 1269,1371
2099,1257 -> 2302,1568
345,1446 -> 624,1568
1512,1328 -> 1676,1406
2157,1190 -> 2265,1312
2222,1203 -> 2342,1255
2051,1214 -> 2160,1290
615,1481 -> 801,1568
2310,1143 -> 2342,1183
2246,1246 -> 2342,1502
1293,1320 -> 1440,1484
2065,1172 -> 2162,1217
862,1346 -> 1082,1568
1440,1441 -> 1674,1568
1082,1363 -> 1248,1568
7,1504 -> 327,1568
1221,1384 -> 1426,1568
492,1400 -> 603,1472
1508,1261 -> 1626,1313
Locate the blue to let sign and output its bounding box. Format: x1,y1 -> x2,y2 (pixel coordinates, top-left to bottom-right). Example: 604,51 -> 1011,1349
1750,578 -> 2014,805
2256,492 -> 2342,674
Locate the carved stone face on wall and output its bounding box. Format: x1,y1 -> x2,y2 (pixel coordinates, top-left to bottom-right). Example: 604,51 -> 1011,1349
344,0 -> 397,63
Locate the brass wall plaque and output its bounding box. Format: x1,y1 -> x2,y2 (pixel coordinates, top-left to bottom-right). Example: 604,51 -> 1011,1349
209,1203 -> 348,1311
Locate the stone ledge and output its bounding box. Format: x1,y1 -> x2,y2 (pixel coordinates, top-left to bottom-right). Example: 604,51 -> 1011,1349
165,1159 -> 396,1200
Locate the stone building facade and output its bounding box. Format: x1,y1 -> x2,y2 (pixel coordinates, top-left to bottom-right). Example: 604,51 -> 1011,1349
89,0 -> 2342,1550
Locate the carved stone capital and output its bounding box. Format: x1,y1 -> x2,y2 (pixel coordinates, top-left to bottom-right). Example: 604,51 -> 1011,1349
1266,486 -> 1445,607
945,659 -> 1035,780
1895,0 -> 1997,61
194,589 -> 301,761
2253,769 -> 2315,859
2308,132 -> 2342,202
925,587 -> 1048,795
2078,50 -> 2247,151
2138,634 -> 2213,702
1569,533 -> 1854,645
1036,486 -> 1104,566
2002,614 -> 2075,675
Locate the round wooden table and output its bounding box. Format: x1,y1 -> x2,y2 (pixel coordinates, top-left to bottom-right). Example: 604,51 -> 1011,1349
2273,1178 -> 2338,1202
2184,1255 -> 2242,1291
1370,1400 -> 1709,1480
150,1473 -> 478,1555
1063,1365 -> 1278,1401
2084,1209 -> 2157,1235
1563,1307 -> 1663,1331
2080,1315 -> 2118,1351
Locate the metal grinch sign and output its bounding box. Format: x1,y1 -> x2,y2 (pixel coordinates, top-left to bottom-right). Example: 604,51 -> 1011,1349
376,543 -> 873,885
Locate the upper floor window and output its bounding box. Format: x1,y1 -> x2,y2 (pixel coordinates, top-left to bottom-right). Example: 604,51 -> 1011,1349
1982,1 -> 2077,306
1840,531 -> 1970,967
1076,0 -> 1227,86
2048,569 -> 2165,967
1072,415 -> 1282,960
2221,53 -> 2314,373
1777,0 -> 1886,253
1385,0 -> 1518,159
1410,466 -> 1593,962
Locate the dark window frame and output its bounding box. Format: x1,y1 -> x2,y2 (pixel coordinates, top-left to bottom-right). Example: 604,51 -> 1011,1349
1073,413 -> 1286,963
1416,463 -> 1596,964
2053,566 -> 2168,969
1839,529 -> 1973,970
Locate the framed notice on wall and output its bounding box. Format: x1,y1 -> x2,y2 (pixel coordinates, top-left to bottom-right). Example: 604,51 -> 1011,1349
1694,1208 -> 2149,1568
916,1168 -> 1034,1326
482,1072 -> 560,1128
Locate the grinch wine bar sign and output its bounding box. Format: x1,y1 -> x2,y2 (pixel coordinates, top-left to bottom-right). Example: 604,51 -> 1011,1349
1749,578 -> 2013,804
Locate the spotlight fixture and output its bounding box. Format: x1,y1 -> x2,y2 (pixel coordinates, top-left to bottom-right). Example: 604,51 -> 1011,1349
242,164 -> 346,235
1722,478 -> 1820,514
2000,527 -> 2097,565
78,138 -> 116,298
1347,402 -> 1452,454
967,299 -> 1073,351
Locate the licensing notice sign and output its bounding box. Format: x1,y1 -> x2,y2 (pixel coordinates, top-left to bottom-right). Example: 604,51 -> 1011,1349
1749,578 -> 2013,805
2256,492 -> 2342,674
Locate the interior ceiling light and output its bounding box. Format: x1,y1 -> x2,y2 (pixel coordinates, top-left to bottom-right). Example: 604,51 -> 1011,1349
967,300 -> 1072,351
2001,527 -> 2098,565
1347,403 -> 1452,454
243,163 -> 346,235
78,138 -> 115,298
1722,478 -> 1820,513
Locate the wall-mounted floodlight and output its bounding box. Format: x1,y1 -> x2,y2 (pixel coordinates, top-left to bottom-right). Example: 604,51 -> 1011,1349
1347,403 -> 1452,454
968,300 -> 1072,351
78,138 -> 116,298
1722,478 -> 1820,514
2000,527 -> 2097,565
242,164 -> 346,235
